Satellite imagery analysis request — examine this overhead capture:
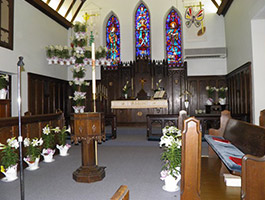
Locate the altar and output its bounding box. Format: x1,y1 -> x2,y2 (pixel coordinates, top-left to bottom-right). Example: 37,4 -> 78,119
111,99 -> 168,124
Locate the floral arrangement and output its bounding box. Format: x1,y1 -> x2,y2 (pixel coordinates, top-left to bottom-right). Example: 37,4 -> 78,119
0,74 -> 9,90
42,125 -> 55,150
122,81 -> 130,95
206,86 -> 216,101
46,22 -> 110,66
155,79 -> 162,91
160,126 -> 182,179
0,137 -> 19,170
53,126 -> 71,146
217,87 -> 228,99
23,137 -> 43,162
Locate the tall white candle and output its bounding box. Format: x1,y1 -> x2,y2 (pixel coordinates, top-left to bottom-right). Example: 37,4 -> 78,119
92,42 -> 96,94
92,43 -> 95,60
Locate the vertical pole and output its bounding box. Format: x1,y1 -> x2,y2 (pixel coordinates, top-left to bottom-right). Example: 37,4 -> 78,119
91,42 -> 98,165
17,57 -> 25,200
92,42 -> 96,113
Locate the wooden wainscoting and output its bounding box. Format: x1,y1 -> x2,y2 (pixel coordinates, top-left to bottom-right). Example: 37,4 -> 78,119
28,73 -> 70,123
226,62 -> 252,122
187,76 -> 226,115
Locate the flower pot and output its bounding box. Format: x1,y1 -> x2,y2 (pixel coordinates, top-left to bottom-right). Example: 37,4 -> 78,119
162,173 -> 181,192
206,98 -> 213,106
0,88 -> 8,99
73,106 -> 80,113
219,97 -> 226,105
1,164 -> 18,182
42,149 -> 55,163
47,58 -> 53,65
56,144 -> 71,156
184,100 -> 189,109
24,157 -> 40,171
124,94 -> 128,99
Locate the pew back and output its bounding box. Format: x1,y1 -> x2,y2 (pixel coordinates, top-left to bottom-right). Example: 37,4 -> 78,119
110,185 -> 129,200
0,111 -> 64,145
224,119 -> 265,157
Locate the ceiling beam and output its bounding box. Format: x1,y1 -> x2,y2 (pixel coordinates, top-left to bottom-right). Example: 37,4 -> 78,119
25,0 -> 72,29
56,0 -> 65,12
71,0 -> 86,23
64,0 -> 77,18
217,0 -> 234,16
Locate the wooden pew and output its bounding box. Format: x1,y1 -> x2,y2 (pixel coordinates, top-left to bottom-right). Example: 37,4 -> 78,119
110,185 -> 129,200
260,109 -> 265,127
181,117 -> 201,200
241,155 -> 265,200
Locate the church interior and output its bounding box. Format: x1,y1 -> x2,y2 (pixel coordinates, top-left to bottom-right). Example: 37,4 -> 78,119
0,0 -> 265,199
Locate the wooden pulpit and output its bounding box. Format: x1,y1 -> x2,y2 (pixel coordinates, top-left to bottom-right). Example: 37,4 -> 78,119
71,112 -> 106,183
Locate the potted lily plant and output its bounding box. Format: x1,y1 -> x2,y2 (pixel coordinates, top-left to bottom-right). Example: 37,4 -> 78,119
23,137 -> 43,170
0,137 -> 19,182
54,126 -> 71,156
217,86 -> 228,105
41,124 -> 55,163
160,126 -> 182,192
0,74 -> 9,99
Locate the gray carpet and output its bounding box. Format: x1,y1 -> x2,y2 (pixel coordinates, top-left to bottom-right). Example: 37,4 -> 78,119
0,126 -> 182,200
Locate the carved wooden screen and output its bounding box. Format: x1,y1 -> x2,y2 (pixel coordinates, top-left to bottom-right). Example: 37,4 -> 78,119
106,15 -> 120,68
0,0 -> 13,50
165,8 -> 182,67
135,3 -> 150,60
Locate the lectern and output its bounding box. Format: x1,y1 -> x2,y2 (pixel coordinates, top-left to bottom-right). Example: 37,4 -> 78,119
71,112 -> 105,183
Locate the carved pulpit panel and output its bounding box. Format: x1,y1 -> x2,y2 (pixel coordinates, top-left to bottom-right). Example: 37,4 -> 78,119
71,112 -> 105,144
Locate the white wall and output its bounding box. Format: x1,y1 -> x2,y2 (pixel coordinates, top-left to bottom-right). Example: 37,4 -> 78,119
225,0 -> 265,124
0,1 -> 69,116
251,19 -> 265,124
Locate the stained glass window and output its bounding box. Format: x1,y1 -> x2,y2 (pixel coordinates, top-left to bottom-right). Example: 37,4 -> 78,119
165,9 -> 182,66
135,3 -> 150,59
106,15 -> 120,67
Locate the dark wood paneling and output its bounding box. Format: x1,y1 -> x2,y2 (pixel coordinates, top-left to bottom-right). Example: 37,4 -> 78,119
187,76 -> 226,115
28,73 -> 70,123
0,100 -> 11,117
226,62 -> 251,122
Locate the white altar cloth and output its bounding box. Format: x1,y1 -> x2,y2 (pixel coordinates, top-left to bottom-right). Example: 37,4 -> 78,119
111,100 -> 168,109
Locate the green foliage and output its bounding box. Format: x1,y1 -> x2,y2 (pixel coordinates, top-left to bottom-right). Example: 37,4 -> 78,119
1,146 -> 18,169
26,143 -> 41,161
0,74 -> 8,90
57,126 -> 69,146
42,125 -> 55,149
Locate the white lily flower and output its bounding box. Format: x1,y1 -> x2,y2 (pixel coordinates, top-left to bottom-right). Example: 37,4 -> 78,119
38,138 -> 43,146
43,126 -> 50,135
53,127 -> 61,133
23,138 -> 30,147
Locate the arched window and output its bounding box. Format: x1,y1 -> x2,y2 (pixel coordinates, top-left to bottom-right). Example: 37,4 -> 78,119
106,15 -> 120,66
165,9 -> 182,66
135,3 -> 150,59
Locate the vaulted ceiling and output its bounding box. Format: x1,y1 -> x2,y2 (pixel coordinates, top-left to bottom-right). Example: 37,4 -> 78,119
25,0 -> 233,29
25,0 -> 86,29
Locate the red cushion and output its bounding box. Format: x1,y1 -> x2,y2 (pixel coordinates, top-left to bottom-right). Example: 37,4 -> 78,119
229,156 -> 242,166
212,137 -> 230,143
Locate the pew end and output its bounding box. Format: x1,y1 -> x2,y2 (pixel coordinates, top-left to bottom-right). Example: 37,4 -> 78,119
181,117 -> 201,200
110,185 -> 129,200
241,155 -> 265,200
